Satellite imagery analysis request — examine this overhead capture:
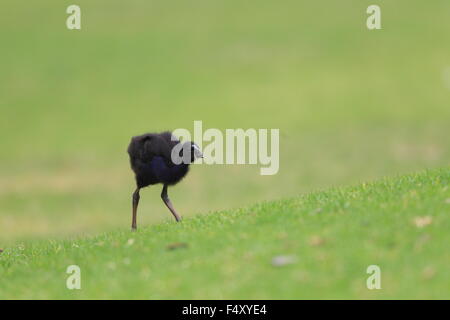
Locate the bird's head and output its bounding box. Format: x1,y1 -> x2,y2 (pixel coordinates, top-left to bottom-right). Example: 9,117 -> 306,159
180,141 -> 203,163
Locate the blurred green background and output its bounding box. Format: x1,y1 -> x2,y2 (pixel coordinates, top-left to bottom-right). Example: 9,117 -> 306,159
1,1 -> 449,243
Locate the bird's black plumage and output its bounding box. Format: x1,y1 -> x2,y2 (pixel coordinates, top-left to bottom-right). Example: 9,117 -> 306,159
127,131 -> 202,230
128,131 -> 189,188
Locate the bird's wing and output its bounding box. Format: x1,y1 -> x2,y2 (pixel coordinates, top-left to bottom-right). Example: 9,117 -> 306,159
142,132 -> 178,163
159,131 -> 180,148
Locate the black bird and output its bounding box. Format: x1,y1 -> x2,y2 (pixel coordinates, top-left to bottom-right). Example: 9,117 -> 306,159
127,131 -> 203,231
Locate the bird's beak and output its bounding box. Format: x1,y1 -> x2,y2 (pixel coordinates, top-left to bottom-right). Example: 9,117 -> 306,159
193,144 -> 203,159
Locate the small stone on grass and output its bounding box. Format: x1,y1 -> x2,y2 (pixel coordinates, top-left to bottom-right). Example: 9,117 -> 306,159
271,255 -> 297,267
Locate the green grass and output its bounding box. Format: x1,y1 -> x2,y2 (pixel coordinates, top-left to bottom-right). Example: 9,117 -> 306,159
1,168 -> 449,299
1,1 -> 450,243
0,1 -> 449,299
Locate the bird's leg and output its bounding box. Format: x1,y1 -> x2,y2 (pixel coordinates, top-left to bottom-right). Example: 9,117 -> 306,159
131,188 -> 140,231
161,184 -> 182,222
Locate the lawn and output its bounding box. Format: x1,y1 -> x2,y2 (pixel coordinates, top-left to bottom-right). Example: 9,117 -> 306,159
1,1 -> 449,243
0,168 -> 448,299
0,1 -> 449,299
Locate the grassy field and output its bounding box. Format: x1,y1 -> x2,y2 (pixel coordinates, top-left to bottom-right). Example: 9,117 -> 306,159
1,1 -> 449,243
0,1 -> 449,299
0,169 -> 448,299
